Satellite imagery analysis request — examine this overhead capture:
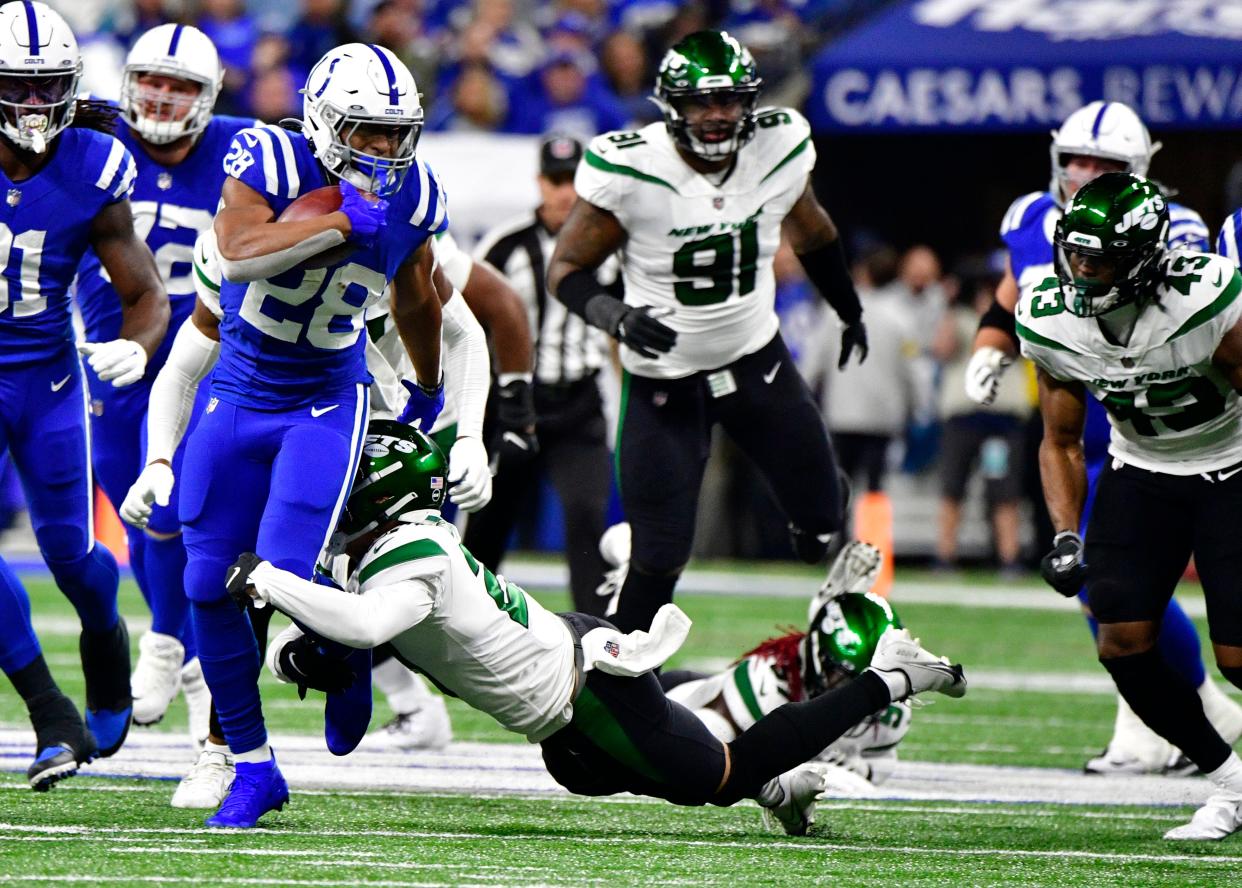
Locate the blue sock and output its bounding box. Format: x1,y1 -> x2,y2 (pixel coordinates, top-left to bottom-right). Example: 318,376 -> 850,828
1157,597 -> 1206,689
192,598 -> 266,754
144,533 -> 190,641
48,544 -> 120,633
0,555 -> 39,675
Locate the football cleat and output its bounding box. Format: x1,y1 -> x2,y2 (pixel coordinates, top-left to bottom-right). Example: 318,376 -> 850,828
867,628 -> 966,700
1164,791 -> 1242,841
1200,678 -> 1242,746
80,619 -> 133,757
359,698 -> 452,751
204,756 -> 288,828
172,747 -> 234,809
759,763 -> 830,836
130,631 -> 184,725
1084,694 -> 1174,776
26,690 -> 97,791
180,658 -> 212,751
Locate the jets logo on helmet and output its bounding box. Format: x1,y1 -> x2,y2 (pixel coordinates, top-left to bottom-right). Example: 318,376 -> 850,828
1053,172 -> 1169,318
302,43 -> 423,197
329,420 -> 448,555
0,1 -> 81,154
802,591 -> 901,699
121,24 -> 222,146
1049,101 -> 1159,206
653,30 -> 761,161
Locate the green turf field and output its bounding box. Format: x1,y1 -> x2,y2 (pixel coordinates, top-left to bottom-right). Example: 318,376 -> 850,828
0,565 -> 1237,887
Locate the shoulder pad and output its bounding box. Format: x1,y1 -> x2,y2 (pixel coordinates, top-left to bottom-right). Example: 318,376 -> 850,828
399,158 -> 449,234
81,131 -> 138,202
1000,191 -> 1053,238
224,124 -> 307,201
751,106 -> 814,185
356,523 -> 451,589
1167,201 -> 1211,252
1015,272 -> 1084,362
1217,208 -> 1242,266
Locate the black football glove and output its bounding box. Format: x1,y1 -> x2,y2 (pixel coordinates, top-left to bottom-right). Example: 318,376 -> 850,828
585,294 -> 677,359
278,634 -> 357,699
225,552 -> 264,611
495,378 -> 539,465
838,321 -> 869,369
1040,530 -> 1087,597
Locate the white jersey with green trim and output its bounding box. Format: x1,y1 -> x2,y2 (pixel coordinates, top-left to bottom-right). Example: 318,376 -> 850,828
332,517 -> 578,741
1017,251 -> 1242,474
575,108 -> 815,379
665,652 -> 910,783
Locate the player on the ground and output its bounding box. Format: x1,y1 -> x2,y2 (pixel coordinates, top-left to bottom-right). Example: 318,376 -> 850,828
964,101 -> 1242,774
234,421 -> 965,835
120,43 -> 450,828
1021,172 -> 1242,840
547,30 -> 865,633
0,1 -> 169,790
73,23 -> 254,763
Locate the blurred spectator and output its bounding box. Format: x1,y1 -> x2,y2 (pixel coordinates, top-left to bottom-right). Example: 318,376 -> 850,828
805,245 -> 919,495
889,245 -> 948,352
249,63 -> 301,122
427,63 -> 508,131
451,0 -> 543,85
366,0 -> 440,104
507,50 -> 627,139
285,0 -> 356,81
110,0 -> 173,49
600,31 -> 659,127
931,283 -> 1032,574
198,0 -> 260,109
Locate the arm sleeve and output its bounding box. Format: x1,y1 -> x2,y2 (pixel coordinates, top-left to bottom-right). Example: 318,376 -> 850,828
249,561 -> 437,649
440,288 -> 491,440
434,230 -> 474,292
146,319 -> 220,464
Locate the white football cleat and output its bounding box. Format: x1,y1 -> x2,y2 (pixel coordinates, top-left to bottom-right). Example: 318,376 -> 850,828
1164,791 -> 1242,840
867,628 -> 966,700
171,747 -> 234,809
359,697 -> 452,751
1200,679 -> 1242,746
1084,694 -> 1174,776
130,631 -> 184,725
759,763 -> 829,836
180,658 -> 212,751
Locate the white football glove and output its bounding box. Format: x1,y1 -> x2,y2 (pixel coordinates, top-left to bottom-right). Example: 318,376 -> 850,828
120,462 -> 175,528
447,437 -> 492,513
79,339 -> 147,387
964,346 -> 1013,406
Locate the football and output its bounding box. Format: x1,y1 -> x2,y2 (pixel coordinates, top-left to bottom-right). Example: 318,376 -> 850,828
276,184 -> 355,269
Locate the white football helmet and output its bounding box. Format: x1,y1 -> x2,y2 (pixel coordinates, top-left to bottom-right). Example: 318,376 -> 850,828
0,1 -> 81,154
1049,101 -> 1160,205
302,43 -> 423,197
121,24 -> 222,146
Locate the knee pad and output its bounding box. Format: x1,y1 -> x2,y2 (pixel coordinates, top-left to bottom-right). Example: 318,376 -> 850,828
37,522 -> 91,569
184,558 -> 230,606
46,544 -> 119,631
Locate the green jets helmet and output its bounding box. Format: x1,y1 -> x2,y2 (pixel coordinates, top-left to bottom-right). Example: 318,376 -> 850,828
331,420 -> 448,553
802,592 -> 902,698
1053,171 -> 1169,317
653,30 -> 762,160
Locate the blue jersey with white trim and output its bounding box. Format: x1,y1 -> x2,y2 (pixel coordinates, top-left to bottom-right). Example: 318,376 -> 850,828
211,124 -> 448,409
1000,190 -> 1209,284
0,127 -> 136,366
1217,208 -> 1242,267
75,114 -> 255,377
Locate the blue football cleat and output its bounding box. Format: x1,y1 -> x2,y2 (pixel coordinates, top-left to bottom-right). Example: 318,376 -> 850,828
324,647 -> 372,756
205,757 -> 289,828
27,691 -> 97,791
85,705 -> 132,758
80,619 -> 133,757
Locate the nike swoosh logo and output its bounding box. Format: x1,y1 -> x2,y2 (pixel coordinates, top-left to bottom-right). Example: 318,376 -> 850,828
310,405 -> 339,418
763,362 -> 781,384
225,566 -> 242,588
50,375 -> 70,392
1218,467 -> 1242,482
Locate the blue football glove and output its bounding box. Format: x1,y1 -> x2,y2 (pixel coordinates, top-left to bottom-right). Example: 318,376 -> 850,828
338,179 -> 388,247
398,378 -> 445,430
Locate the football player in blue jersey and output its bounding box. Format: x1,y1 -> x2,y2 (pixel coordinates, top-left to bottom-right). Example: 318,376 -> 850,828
963,100 -> 1242,774
122,43 -> 452,829
1217,209 -> 1242,266
74,24 -> 256,772
0,1 -> 169,790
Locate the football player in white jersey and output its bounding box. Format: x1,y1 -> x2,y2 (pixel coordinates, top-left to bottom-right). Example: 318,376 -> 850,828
1020,172 -> 1242,840
547,30 -> 866,634
229,421 -> 965,836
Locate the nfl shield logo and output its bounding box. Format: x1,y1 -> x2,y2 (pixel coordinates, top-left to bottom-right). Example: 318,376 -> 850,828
653,391 -> 668,407
712,196 -> 724,210
604,640 -> 621,658
206,397 -> 219,413
157,172 -> 173,191
6,189 -> 19,207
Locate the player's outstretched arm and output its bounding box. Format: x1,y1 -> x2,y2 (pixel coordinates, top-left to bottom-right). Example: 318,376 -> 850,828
213,178 -> 357,282
782,180 -> 867,368
391,239 -> 445,393
550,198 -> 676,358
86,198 -> 170,383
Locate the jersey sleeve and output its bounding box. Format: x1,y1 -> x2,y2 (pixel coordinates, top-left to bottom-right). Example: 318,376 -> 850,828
575,132 -> 633,213
755,107 -> 816,189
192,229 -> 225,319
1168,203 -> 1211,252
1217,209 -> 1242,267
1191,255 -> 1242,340
88,134 -> 138,204
222,124 -> 304,201
355,532 -> 451,599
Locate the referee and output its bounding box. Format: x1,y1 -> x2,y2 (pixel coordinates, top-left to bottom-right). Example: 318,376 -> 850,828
463,134 -> 614,615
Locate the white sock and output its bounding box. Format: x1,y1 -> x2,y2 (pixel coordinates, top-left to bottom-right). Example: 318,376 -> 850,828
234,744 -> 272,765
1206,751 -> 1242,794
866,666 -> 908,702
203,740 -> 231,757
373,658 -> 429,715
